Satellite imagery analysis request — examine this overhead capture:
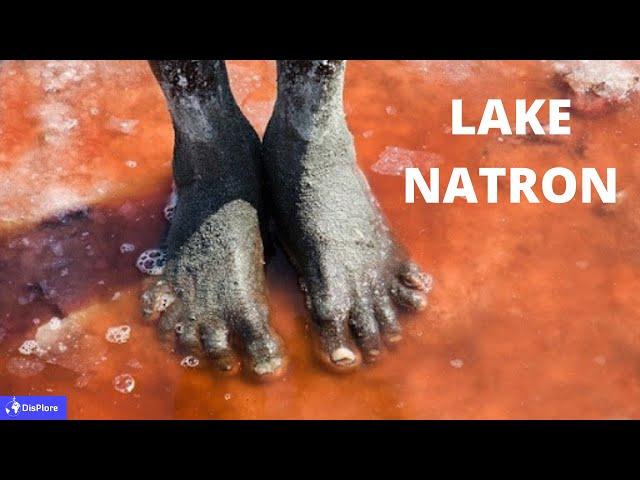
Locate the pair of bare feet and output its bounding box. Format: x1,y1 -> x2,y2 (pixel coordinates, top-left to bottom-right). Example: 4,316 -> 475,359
141,60 -> 432,379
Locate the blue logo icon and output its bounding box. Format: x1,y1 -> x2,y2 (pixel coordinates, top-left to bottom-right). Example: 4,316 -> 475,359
1,395 -> 67,420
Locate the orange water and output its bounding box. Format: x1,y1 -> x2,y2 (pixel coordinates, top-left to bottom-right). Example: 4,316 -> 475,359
1,60 -> 639,419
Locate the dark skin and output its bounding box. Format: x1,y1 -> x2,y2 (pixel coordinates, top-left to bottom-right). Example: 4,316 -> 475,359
142,60 -> 431,377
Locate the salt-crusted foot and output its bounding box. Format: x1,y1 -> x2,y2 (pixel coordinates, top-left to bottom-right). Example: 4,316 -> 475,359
263,61 -> 432,369
141,60 -> 284,379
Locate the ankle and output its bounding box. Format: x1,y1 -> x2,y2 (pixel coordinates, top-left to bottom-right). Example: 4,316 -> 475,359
272,61 -> 347,140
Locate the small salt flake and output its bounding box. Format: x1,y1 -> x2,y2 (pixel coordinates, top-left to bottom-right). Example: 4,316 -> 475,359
111,291 -> 121,301
120,243 -> 135,254
386,105 -> 397,115
107,118 -> 139,135
125,160 -> 137,168
75,373 -> 91,388
105,325 -> 131,344
594,355 -> 606,366
576,260 -> 589,270
450,359 -> 464,369
224,393 -> 232,401
362,130 -> 374,138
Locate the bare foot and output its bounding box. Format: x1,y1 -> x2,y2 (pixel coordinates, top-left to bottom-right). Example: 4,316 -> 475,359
263,61 -> 432,369
141,60 -> 284,379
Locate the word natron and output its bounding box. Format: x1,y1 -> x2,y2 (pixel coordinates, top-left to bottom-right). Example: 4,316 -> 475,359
405,167 -> 616,204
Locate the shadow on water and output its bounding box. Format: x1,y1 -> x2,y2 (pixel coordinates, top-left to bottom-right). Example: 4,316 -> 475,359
0,191 -> 170,336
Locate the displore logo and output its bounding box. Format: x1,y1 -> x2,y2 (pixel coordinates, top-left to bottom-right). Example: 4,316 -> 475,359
1,395 -> 67,420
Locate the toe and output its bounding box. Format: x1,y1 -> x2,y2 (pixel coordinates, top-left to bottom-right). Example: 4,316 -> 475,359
398,262 -> 433,293
246,331 -> 285,379
350,300 -> 382,362
235,307 -> 286,379
390,279 -> 428,311
310,296 -> 359,370
374,294 -> 402,344
157,301 -> 184,339
176,319 -> 201,353
200,324 -> 237,373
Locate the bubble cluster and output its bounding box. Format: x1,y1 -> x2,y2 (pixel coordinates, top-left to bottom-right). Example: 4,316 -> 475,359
105,325 -> 131,344
136,248 -> 167,276
180,356 -> 200,368
113,373 -> 135,394
18,339 -> 40,355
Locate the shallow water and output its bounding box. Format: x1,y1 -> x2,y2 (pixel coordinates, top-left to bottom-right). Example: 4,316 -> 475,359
1,60 -> 640,419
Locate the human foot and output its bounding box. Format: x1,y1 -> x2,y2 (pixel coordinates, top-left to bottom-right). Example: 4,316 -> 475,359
141,61 -> 284,378
263,61 -> 432,369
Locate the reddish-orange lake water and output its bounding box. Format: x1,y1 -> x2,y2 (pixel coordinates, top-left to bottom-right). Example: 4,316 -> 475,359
1,60 -> 640,419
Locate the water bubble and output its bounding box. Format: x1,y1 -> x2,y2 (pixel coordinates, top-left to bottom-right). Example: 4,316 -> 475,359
105,325 -> 131,344
136,248 -> 167,276
120,243 -> 135,254
180,356 -> 200,368
125,160 -> 137,168
224,393 -> 232,401
113,373 -> 135,394
107,117 -> 139,135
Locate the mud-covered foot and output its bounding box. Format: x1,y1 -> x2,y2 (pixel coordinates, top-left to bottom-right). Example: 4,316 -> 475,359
263,61 -> 432,369
141,61 -> 284,379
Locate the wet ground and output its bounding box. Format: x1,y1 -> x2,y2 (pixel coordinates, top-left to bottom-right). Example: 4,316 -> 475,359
1,60 -> 640,419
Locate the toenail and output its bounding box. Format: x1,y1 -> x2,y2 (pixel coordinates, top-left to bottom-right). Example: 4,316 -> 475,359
253,357 -> 283,376
388,334 -> 402,343
331,347 -> 356,365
